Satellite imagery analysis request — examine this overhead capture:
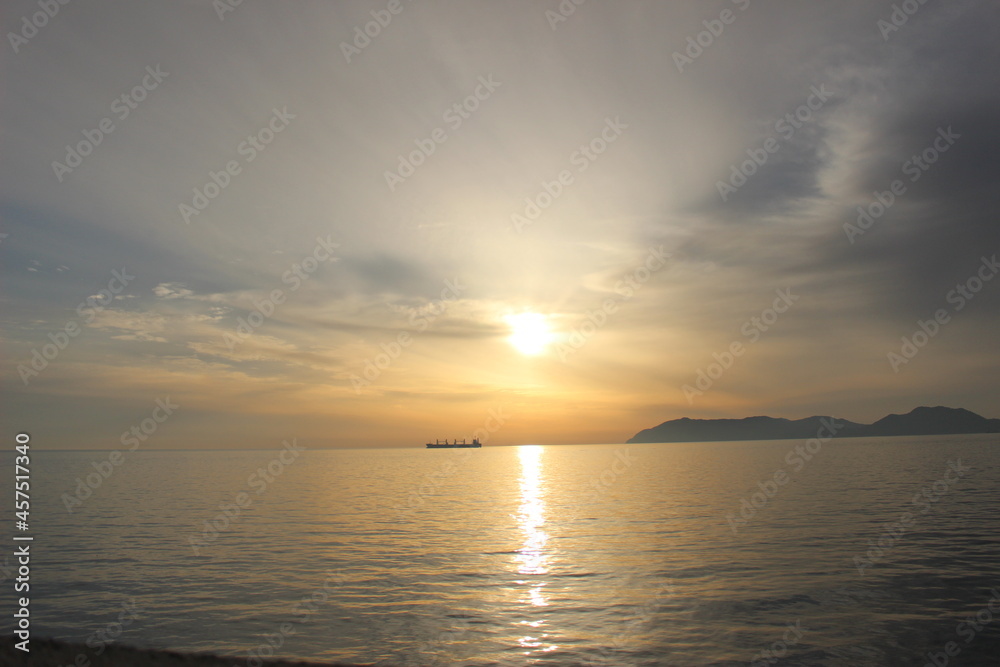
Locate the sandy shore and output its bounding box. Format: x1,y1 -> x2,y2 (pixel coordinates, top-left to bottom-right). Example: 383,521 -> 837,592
1,636 -> 377,667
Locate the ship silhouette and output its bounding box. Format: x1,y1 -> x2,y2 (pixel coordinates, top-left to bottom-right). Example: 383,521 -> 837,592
425,438 -> 482,448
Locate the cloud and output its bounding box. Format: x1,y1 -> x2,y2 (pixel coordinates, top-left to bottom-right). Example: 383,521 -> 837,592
153,282 -> 195,300
88,310 -> 169,343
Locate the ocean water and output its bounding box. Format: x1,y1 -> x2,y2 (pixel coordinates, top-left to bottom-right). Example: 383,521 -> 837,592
4,435 -> 1000,666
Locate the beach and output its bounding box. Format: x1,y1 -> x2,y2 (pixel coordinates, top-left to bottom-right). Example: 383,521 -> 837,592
1,636 -> 374,667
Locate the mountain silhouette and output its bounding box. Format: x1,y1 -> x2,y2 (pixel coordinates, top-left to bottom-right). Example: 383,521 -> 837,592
626,406 -> 1000,443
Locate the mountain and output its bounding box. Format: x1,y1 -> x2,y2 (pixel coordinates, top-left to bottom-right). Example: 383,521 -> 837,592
626,406 -> 1000,443
864,406 -> 1000,436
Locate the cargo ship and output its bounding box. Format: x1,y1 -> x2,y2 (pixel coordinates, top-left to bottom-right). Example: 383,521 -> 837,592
426,438 -> 482,448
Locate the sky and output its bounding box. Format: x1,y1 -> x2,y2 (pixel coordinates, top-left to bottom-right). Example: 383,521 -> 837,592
2,0 -> 999,449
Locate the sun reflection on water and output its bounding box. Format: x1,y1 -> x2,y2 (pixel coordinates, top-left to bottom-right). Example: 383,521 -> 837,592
515,445 -> 558,654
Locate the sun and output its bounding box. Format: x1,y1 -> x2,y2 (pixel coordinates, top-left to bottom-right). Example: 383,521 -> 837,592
505,312 -> 555,356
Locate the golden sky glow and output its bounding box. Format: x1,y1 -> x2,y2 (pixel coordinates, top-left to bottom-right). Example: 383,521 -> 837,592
2,2 -> 999,449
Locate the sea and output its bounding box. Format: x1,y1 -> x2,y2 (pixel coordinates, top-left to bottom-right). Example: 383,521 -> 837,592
4,435 -> 1000,666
